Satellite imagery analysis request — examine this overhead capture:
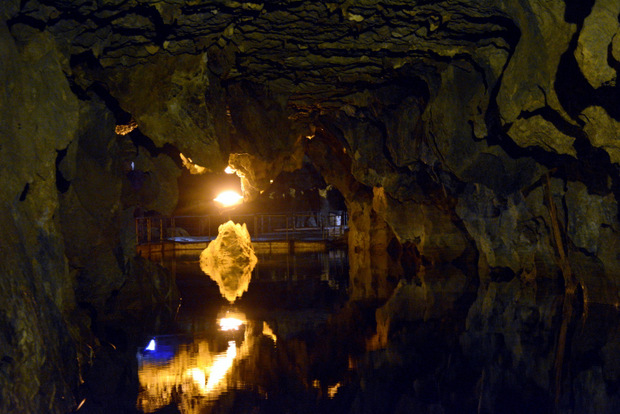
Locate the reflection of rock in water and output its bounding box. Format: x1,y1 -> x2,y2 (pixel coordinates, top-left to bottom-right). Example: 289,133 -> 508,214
200,220 -> 258,303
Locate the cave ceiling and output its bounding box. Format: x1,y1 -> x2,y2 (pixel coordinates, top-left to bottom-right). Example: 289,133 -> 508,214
4,0 -> 619,202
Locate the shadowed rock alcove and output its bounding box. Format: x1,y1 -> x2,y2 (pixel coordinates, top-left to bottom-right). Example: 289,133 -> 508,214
2,1 -> 620,413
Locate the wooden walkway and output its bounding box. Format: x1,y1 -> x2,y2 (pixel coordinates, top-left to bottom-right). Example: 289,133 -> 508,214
136,211 -> 348,257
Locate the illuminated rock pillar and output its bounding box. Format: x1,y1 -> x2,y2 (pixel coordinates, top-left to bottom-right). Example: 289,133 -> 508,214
346,196 -> 398,302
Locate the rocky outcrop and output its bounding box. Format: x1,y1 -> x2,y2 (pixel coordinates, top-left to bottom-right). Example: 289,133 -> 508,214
575,0 -> 620,90
0,21 -> 80,413
0,9 -> 180,413
199,220 -> 258,303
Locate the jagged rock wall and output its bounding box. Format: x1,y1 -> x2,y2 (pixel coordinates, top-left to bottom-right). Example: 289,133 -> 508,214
0,20 -> 80,413
1,5 -> 181,412
2,0 -> 620,412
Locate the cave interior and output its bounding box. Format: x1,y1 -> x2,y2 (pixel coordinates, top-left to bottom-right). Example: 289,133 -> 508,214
2,0 -> 620,413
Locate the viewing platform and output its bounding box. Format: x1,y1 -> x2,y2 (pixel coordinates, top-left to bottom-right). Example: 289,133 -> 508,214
136,211 -> 348,257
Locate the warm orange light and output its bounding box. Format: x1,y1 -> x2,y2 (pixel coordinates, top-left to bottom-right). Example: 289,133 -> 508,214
115,119 -> 138,135
224,166 -> 236,174
214,191 -> 243,207
262,321 -> 277,343
205,341 -> 237,392
328,382 -> 342,398
219,317 -> 245,331
180,153 -> 207,174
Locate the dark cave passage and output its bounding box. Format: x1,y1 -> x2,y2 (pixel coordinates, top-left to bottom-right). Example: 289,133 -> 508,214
2,1 -> 620,413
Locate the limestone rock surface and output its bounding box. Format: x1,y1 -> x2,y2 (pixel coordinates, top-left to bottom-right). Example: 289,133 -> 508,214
200,220 -> 258,303
0,21 -> 80,414
575,0 -> 620,89
3,0 -> 620,411
581,105 -> 620,164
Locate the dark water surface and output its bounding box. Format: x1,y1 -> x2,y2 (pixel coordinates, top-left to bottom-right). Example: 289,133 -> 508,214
74,248 -> 620,414
137,248 -> 361,414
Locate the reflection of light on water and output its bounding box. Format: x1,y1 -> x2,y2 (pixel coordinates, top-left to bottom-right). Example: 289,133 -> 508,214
138,322 -> 253,413
188,367 -> 207,392
219,317 -> 244,331
312,380 -> 342,399
185,341 -> 237,394
262,322 -> 277,343
328,382 -> 341,398
205,341 -> 237,391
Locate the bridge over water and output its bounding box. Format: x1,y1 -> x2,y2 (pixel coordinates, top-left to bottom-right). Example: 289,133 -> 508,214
136,210 -> 348,258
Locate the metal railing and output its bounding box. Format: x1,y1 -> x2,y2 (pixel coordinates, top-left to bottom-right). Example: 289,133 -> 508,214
135,210 -> 348,245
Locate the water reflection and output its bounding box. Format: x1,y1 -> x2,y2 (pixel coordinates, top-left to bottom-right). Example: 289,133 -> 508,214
138,310 -> 254,413
218,315 -> 246,332
262,322 -> 277,343
199,221 -> 258,303
84,243 -> 620,413
138,248 -> 350,413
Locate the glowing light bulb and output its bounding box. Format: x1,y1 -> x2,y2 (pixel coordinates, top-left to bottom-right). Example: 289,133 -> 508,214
214,191 -> 243,207
145,339 -> 156,351
224,166 -> 236,174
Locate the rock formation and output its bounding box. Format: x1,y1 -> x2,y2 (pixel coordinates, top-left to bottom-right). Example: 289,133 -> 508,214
1,0 -> 620,412
200,220 -> 258,303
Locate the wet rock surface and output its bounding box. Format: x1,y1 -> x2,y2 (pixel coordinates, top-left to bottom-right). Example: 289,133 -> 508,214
2,0 -> 620,412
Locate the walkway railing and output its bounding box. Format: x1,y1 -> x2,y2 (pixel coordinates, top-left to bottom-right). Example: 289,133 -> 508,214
135,210 -> 348,245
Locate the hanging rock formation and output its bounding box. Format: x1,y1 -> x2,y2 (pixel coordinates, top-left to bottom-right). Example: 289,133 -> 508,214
2,0 -> 620,412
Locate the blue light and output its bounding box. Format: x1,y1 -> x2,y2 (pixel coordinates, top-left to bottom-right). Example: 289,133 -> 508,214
139,337 -> 177,362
